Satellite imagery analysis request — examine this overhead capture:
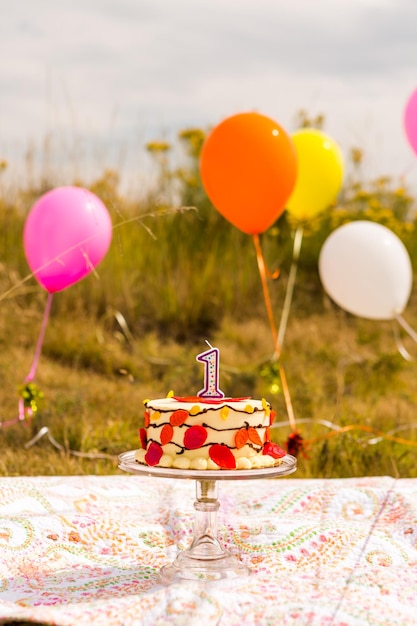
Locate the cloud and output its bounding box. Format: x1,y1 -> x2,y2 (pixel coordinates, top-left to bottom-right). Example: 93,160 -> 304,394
0,0 -> 416,193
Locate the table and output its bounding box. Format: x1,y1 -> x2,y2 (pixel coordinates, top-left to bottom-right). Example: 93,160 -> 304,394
0,474 -> 416,625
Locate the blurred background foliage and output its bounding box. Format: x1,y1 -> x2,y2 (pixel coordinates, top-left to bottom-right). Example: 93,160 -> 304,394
1,112 -> 416,477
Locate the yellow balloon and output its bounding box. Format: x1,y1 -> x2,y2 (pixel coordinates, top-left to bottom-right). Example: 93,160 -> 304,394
286,128 -> 344,221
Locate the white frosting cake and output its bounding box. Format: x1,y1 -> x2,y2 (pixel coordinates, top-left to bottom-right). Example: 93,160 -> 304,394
136,395 -> 286,470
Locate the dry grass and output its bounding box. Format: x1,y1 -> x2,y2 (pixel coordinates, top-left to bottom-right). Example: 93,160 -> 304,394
1,294 -> 417,478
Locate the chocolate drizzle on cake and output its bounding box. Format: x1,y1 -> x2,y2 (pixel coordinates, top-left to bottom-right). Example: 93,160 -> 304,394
139,396 -> 278,470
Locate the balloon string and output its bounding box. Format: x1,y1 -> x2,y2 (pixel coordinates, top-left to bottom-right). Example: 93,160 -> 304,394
24,426 -> 117,460
18,292 -> 53,421
252,234 -> 297,432
278,365 -> 297,433
307,423 -> 417,448
392,319 -> 413,361
267,268 -> 280,279
275,226 -> 304,358
17,399 -> 25,423
26,292 -> 53,382
252,234 -> 278,342
395,314 -> 417,344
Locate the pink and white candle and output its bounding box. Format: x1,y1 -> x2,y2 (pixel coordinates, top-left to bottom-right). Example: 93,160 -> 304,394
196,342 -> 225,398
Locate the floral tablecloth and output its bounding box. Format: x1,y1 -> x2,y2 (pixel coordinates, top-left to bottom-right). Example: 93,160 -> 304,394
0,473 -> 416,625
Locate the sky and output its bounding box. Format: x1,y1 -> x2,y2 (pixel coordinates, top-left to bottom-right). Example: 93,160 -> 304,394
1,0 -> 417,196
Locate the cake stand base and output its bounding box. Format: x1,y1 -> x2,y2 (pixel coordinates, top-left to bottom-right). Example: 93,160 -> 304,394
159,550 -> 249,583
118,451 -> 297,584
159,478 -> 249,583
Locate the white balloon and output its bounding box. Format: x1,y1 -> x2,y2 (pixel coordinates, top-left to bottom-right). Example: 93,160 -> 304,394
318,220 -> 413,320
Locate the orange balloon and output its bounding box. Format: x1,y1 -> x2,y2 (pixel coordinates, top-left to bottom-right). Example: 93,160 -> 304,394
200,112 -> 297,234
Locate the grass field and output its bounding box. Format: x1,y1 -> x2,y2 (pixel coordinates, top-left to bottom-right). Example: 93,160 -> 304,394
1,292 -> 417,479
1,134 -> 417,479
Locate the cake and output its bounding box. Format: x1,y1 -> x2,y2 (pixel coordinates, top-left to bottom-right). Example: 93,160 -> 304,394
135,394 -> 287,470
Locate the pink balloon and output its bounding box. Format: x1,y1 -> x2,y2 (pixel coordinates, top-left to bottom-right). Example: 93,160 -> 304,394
24,186 -> 112,293
404,87 -> 417,157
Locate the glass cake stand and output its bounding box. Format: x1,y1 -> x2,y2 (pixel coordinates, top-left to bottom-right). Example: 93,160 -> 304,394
118,450 -> 297,583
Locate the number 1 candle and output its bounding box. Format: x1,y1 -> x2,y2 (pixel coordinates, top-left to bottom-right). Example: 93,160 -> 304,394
196,342 -> 225,398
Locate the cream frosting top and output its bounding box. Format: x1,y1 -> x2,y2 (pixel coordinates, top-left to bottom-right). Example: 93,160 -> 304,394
145,396 -> 268,412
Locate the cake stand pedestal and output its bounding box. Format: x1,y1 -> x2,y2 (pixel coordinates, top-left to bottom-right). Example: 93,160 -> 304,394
118,450 -> 297,583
